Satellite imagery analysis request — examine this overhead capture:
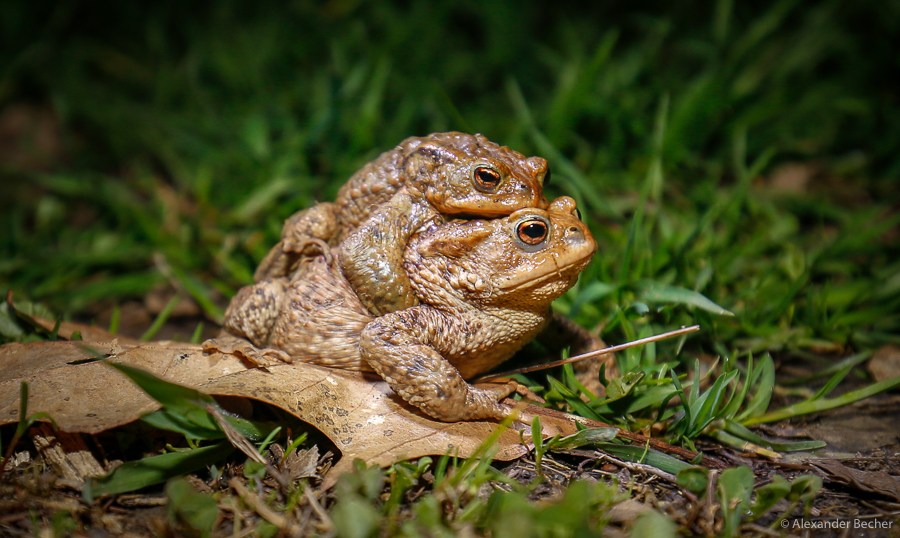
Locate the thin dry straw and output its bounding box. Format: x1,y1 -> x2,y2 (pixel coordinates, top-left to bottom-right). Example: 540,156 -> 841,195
473,325 -> 701,383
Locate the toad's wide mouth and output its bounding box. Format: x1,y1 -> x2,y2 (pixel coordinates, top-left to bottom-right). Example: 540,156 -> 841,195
495,241 -> 596,290
438,195 -> 551,216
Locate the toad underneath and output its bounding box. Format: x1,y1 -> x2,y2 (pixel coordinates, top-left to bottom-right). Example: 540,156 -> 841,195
254,132 -> 550,316
204,197 -> 596,422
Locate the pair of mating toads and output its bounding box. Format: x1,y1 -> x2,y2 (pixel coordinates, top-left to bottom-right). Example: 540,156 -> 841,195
203,132 -> 606,422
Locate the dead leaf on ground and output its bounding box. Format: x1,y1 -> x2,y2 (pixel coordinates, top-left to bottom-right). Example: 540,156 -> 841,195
868,345 -> 900,383
0,340 -> 576,479
3,305 -> 712,476
766,162 -> 817,194
270,444 -> 319,481
807,458 -> 900,502
0,104 -> 65,172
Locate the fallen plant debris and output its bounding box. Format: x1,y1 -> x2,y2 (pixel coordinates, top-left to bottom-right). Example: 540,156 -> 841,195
0,339 -> 543,479
1,309 -> 720,477
3,299 -> 900,536
808,459 -> 900,503
473,324 -> 701,382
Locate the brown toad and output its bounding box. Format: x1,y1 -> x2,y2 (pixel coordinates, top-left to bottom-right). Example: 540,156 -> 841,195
254,132 -> 550,316
205,197 -> 596,422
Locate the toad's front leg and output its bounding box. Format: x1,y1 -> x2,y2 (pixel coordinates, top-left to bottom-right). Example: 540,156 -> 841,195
339,191 -> 440,317
359,307 -> 516,422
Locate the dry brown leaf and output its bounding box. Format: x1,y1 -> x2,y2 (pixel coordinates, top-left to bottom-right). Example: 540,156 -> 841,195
31,423 -> 105,487
606,498 -> 651,524
0,340 -> 576,477
280,445 -> 319,481
2,308 -> 712,475
868,344 -> 900,383
808,459 -> 900,502
766,162 -> 816,193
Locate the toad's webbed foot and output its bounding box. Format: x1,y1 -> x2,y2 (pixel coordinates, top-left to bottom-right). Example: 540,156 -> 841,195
202,333 -> 292,366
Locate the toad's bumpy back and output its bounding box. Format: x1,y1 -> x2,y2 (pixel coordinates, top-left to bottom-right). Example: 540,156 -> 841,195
255,132 -> 549,316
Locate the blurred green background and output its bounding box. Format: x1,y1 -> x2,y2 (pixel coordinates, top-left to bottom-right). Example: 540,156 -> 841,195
1,0 -> 898,356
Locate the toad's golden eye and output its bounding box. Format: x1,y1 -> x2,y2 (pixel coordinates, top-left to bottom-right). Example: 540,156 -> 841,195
516,219 -> 549,245
473,166 -> 501,190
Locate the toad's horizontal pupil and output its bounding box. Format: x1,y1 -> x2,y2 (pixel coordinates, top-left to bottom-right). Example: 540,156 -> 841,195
521,222 -> 546,239
477,169 -> 499,184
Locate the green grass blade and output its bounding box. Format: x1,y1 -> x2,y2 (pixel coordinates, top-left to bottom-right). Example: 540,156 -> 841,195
636,280 -> 734,316
106,361 -> 275,441
140,409 -> 224,440
549,428 -> 618,450
744,375 -> 900,426
84,442 -> 234,501
140,293 -> 182,341
809,362 -> 854,401
722,419 -> 825,452
688,370 -> 740,437
547,376 -> 603,420
735,355 -> 774,422
722,353 -> 752,420
595,443 -> 695,474
780,351 -> 872,386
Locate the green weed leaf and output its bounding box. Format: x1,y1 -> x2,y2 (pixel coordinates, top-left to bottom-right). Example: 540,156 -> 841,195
84,443 -> 234,501
166,477 -> 219,537
676,467 -> 709,496
717,466 -> 754,537
635,281 -> 734,316
749,475 -> 790,519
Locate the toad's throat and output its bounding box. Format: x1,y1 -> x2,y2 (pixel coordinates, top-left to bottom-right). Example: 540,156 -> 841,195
496,248 -> 594,290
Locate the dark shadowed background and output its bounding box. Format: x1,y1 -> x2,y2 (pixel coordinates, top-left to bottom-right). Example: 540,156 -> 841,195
1,0 -> 898,353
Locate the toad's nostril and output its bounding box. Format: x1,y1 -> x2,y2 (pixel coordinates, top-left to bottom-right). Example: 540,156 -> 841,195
566,226 -> 586,242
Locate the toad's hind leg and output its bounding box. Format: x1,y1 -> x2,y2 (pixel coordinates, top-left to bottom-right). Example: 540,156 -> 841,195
254,202 -> 340,281
202,278 -> 292,366
360,307 -> 515,422
202,333 -> 291,366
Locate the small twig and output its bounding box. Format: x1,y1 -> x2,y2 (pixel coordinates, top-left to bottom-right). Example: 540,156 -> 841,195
701,470 -> 719,535
741,522 -> 783,537
473,325 -> 700,382
304,486 -> 333,532
229,478 -> 290,531
598,452 -> 693,500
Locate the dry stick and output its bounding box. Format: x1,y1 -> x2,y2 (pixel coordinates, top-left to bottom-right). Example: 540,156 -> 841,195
529,406 -> 725,469
473,324 -> 700,383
